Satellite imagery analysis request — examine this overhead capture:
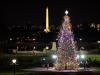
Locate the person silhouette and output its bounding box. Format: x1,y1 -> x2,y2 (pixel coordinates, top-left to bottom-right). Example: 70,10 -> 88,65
47,62 -> 49,70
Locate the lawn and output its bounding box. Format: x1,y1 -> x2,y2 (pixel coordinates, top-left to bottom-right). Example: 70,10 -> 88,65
87,55 -> 100,62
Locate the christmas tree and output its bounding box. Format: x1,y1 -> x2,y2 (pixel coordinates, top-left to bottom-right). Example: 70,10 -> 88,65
55,11 -> 79,70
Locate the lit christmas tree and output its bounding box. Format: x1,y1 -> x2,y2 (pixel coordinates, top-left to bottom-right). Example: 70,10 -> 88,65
55,10 -> 79,70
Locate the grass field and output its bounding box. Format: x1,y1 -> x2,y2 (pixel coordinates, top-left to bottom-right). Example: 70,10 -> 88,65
87,55 -> 100,62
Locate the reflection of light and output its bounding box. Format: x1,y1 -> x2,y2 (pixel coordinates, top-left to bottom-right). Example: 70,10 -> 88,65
81,55 -> 85,59
52,55 -> 57,59
12,59 -> 16,64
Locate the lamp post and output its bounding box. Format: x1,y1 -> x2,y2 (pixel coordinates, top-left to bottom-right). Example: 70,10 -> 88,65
12,59 -> 16,75
80,54 -> 86,70
79,38 -> 82,50
76,54 -> 86,69
52,54 -> 57,64
51,54 -> 57,68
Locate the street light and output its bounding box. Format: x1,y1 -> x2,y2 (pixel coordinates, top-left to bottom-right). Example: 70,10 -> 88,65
12,59 -> 16,75
79,38 -> 82,41
12,59 -> 16,64
33,38 -> 35,41
76,54 -> 85,60
52,54 -> 57,59
80,54 -> 87,69
76,54 -> 86,69
10,38 -> 12,41
46,46 -> 49,50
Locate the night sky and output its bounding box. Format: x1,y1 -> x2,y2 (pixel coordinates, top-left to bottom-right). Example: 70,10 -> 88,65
1,0 -> 100,27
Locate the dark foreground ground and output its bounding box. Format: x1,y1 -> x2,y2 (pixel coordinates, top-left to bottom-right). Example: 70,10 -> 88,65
0,67 -> 100,75
0,71 -> 100,75
18,71 -> 100,75
18,67 -> 100,75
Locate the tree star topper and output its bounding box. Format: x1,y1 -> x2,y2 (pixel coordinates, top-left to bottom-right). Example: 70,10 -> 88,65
65,10 -> 68,15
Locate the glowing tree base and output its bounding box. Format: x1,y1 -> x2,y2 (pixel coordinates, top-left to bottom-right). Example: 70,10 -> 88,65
54,58 -> 79,70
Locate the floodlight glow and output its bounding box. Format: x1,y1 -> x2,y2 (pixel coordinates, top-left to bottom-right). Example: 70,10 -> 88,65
76,55 -> 80,59
81,55 -> 85,59
65,10 -> 68,15
52,55 -> 57,59
12,59 -> 16,64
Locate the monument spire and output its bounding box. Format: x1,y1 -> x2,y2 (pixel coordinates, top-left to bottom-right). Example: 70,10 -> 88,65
44,6 -> 50,32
